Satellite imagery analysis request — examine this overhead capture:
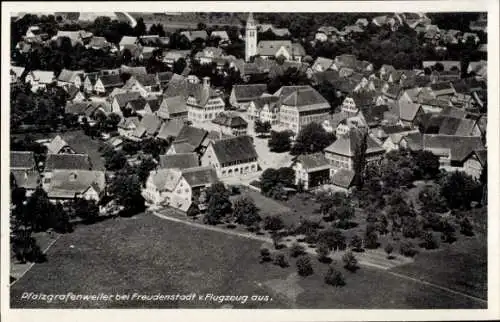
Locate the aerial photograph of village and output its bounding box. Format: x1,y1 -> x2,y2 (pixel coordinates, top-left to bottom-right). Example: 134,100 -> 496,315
8,11 -> 488,309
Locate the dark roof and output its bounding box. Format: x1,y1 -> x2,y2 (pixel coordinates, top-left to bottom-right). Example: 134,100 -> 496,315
211,136 -> 258,164
350,94 -> 374,107
281,87 -> 330,111
11,169 -> 40,190
157,119 -> 185,140
181,166 -> 218,188
126,97 -> 147,111
253,95 -> 280,110
64,102 -> 92,114
145,96 -> 161,113
114,91 -> 143,108
360,104 -> 389,125
45,153 -> 92,171
431,81 -> 453,91
186,82 -> 221,106
423,134 -> 484,162
11,151 -> 36,169
99,74 -> 124,88
380,125 -> 413,135
174,125 -> 208,149
232,84 -> 268,101
159,153 -> 199,170
294,153 -> 331,171
133,74 -> 158,87
332,169 -> 355,188
157,95 -> 188,119
157,71 -> 173,84
212,113 -> 248,128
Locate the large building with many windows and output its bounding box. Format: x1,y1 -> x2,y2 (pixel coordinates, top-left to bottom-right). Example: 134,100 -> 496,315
186,77 -> 225,122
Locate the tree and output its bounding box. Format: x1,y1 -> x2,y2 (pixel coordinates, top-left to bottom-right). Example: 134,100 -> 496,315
104,150 -> 127,171
260,168 -> 295,200
133,18 -> 147,36
263,215 -> 285,232
268,130 -> 293,152
342,250 -> 359,272
254,120 -> 272,137
135,157 -> 157,187
317,228 -> 346,251
290,242 -> 306,258
291,122 -> 335,155
105,113 -> 122,131
260,248 -> 272,263
316,243 -> 330,263
350,234 -> 363,252
273,253 -> 289,267
11,187 -> 27,208
399,241 -> 419,257
296,255 -> 314,276
11,229 -> 47,264
173,57 -> 187,74
419,185 -> 448,213
412,150 -> 440,180
204,182 -> 232,225
271,231 -> 282,249
440,171 -> 481,209
384,243 -> 394,259
460,217 -> 474,236
324,266 -> 346,287
422,231 -> 439,249
233,195 -> 261,227
72,198 -> 99,223
352,130 -> 368,187
109,168 -> 145,216
402,216 -> 422,238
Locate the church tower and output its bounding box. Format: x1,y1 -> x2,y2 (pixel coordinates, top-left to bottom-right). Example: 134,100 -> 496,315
245,12 -> 257,62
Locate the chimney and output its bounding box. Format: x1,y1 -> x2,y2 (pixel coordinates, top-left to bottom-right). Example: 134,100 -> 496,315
203,76 -> 210,88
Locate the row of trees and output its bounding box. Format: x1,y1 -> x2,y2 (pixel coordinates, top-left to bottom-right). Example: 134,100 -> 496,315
268,123 -> 336,155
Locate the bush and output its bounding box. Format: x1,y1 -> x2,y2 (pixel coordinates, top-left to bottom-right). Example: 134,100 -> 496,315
290,242 -> 306,258
441,229 -> 457,244
296,255 -> 314,277
400,241 -> 419,257
342,250 -> 359,272
260,248 -> 272,263
365,231 -> 379,249
350,234 -> 363,252
316,243 -> 330,263
230,185 -> 241,195
384,243 -> 394,259
324,266 -> 346,287
273,253 -> 289,268
421,232 -> 439,250
459,217 -> 474,236
263,215 -> 285,231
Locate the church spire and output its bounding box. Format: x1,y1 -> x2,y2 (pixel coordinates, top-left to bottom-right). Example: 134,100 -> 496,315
247,12 -> 255,26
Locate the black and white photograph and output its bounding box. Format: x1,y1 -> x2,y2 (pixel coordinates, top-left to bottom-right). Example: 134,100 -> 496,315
1,1 -> 499,320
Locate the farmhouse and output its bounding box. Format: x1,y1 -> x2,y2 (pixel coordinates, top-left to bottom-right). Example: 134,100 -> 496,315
44,170 -> 106,202
47,135 -> 76,154
292,153 -> 334,191
94,74 -> 124,95
201,135 -> 258,178
229,84 -> 268,109
212,113 -> 248,136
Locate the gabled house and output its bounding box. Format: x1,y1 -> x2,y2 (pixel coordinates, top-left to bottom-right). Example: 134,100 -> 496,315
186,77 -> 225,122
229,84 -> 268,109
25,70 -> 55,92
46,135 -> 75,155
83,72 -> 100,93
430,82 -> 455,97
201,135 -> 259,178
276,85 -> 331,134
11,66 -> 25,83
463,149 -> 487,179
143,166 -> 217,211
292,153 -> 334,191
332,54 -> 358,71
94,74 -> 124,96
331,168 -> 356,193
118,116 -> 140,137
66,85 -> 86,103
247,95 -> 280,125
194,46 -> 224,64
111,91 -> 143,116
311,57 -> 334,73
123,74 -> 161,97
156,119 -> 186,142
43,153 -> 93,184
324,129 -> 385,171
257,40 -> 306,62
44,170 -> 105,202
11,151 -> 39,196
159,152 -> 199,170
162,50 -> 191,67
156,95 -> 189,121
212,113 -> 248,136
340,94 -> 374,115
57,69 -> 84,88
156,71 -> 173,88
119,36 -> 138,51
167,125 -> 209,155
88,36 -> 111,50
131,114 -> 163,140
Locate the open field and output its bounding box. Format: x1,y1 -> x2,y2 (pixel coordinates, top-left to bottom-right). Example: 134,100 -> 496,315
11,213 -> 486,309
231,188 -> 291,218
